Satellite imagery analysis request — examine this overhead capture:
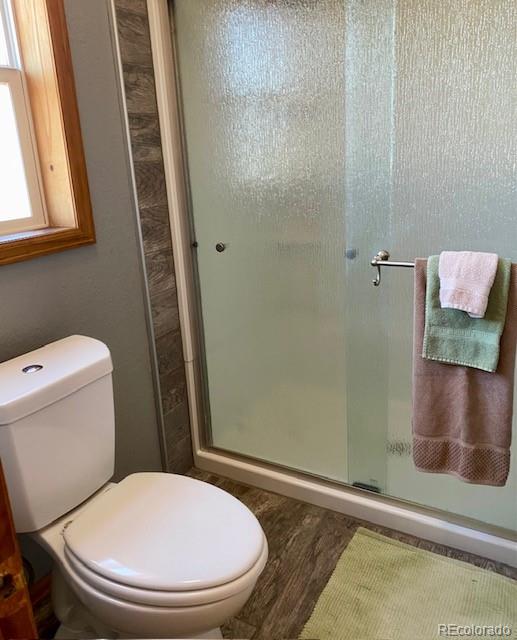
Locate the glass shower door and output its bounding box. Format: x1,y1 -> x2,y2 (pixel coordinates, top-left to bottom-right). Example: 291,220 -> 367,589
343,0 -> 517,530
174,0 -> 349,483
174,0 -> 517,532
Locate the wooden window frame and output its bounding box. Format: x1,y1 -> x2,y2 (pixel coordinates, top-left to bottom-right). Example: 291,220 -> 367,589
1,0 -> 95,266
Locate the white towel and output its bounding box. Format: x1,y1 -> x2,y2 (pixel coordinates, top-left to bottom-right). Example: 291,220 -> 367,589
439,251 -> 499,318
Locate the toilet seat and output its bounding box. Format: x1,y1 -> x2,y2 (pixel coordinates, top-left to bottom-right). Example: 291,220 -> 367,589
62,473 -> 266,605
63,537 -> 268,607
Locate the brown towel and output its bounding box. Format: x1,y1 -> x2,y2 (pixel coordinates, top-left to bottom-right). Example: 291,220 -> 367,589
412,259 -> 517,486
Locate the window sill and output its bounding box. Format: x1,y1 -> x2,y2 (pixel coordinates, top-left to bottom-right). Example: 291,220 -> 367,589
0,225 -> 95,266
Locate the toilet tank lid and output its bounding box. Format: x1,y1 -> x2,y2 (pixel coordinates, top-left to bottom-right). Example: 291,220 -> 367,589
0,336 -> 113,425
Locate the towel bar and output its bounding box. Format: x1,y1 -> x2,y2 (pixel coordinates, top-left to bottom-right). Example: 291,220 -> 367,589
371,250 -> 415,286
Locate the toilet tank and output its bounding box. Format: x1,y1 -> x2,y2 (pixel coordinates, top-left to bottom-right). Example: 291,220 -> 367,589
0,336 -> 115,532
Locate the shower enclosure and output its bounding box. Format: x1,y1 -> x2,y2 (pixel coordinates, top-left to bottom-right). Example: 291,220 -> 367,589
168,0 -> 517,536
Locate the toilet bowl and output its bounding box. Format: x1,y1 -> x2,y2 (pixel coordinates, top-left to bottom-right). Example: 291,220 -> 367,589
0,336 -> 268,639
35,473 -> 268,639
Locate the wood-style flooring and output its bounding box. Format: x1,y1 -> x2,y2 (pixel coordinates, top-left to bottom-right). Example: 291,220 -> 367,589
188,469 -> 517,640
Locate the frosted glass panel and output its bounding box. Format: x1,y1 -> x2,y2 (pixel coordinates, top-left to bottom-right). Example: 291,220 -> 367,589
175,0 -> 517,532
174,0 -> 349,482
344,0 -> 517,531
393,0 -> 517,530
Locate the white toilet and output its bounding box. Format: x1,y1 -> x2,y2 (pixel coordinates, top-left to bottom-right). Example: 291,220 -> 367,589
0,335 -> 268,639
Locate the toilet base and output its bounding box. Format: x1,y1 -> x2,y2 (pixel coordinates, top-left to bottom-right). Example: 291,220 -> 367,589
55,623 -> 222,640
52,566 -> 225,639
189,628 -> 223,639
52,568 -> 116,639
54,623 -> 103,640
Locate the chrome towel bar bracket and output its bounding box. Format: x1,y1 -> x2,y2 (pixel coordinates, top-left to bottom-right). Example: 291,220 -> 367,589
371,250 -> 415,286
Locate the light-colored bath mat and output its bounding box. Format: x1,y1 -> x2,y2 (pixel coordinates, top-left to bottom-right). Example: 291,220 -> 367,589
300,528 -> 517,640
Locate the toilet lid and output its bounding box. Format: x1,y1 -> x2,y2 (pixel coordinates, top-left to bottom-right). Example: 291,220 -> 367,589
63,473 -> 265,592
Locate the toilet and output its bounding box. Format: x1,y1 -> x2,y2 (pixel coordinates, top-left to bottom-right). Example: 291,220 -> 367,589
0,335 -> 268,639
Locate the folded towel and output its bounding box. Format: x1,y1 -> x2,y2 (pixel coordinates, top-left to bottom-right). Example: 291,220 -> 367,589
412,259 -> 517,486
423,255 -> 511,372
439,251 -> 499,318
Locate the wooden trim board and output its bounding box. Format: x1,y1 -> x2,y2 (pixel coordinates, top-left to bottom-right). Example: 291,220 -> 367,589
3,0 -> 95,266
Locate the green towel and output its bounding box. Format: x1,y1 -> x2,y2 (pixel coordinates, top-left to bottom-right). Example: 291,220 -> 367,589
423,255 -> 511,372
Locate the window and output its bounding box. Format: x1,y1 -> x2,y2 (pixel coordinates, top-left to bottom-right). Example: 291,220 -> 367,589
0,0 -> 95,265
0,0 -> 47,235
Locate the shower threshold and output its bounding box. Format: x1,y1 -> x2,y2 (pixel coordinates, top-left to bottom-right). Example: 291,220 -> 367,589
194,444 -> 517,568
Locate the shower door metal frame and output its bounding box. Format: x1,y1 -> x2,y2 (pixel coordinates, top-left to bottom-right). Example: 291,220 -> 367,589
145,0 -> 517,565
